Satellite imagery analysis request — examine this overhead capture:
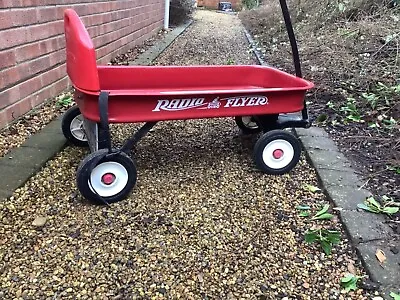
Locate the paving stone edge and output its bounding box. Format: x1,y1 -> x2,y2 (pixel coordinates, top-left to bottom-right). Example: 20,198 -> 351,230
0,20 -> 193,203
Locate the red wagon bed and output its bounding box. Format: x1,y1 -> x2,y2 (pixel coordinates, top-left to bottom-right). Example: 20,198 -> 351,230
62,9 -> 315,204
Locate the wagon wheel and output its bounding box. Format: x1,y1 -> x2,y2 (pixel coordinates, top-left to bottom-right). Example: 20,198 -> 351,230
76,149 -> 137,204
253,130 -> 301,175
235,116 -> 261,134
62,105 -> 88,147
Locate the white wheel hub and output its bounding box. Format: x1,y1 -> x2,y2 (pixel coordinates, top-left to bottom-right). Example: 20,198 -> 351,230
70,114 -> 87,142
262,139 -> 294,169
89,162 -> 129,197
241,116 -> 258,129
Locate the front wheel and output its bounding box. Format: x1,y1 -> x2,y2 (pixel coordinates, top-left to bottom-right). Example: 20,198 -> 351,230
61,105 -> 88,147
76,150 -> 137,204
253,130 -> 301,175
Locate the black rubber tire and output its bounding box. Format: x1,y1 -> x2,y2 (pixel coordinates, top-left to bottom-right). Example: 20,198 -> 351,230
76,149 -> 137,204
61,105 -> 88,147
235,116 -> 261,134
253,130 -> 301,175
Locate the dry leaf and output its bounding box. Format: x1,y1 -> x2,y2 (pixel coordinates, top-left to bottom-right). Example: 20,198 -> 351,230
347,261 -> 356,274
375,249 -> 386,264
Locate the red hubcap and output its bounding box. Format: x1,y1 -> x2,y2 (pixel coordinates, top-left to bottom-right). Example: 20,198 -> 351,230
273,149 -> 284,159
101,173 -> 116,185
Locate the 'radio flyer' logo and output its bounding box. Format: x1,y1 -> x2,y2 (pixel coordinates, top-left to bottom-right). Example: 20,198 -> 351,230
152,96 -> 268,112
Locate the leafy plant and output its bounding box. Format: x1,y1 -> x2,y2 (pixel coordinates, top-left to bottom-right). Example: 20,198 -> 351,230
388,165 -> 400,174
326,101 -> 336,110
296,205 -> 311,217
390,292 -> 400,300
340,98 -> 363,123
311,204 -> 334,220
357,196 -> 400,215
305,229 -> 340,255
56,94 -> 73,107
226,58 -> 235,65
341,273 -> 362,292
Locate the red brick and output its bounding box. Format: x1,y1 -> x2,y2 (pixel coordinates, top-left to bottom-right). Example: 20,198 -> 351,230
0,49 -> 16,70
0,66 -> 21,90
0,98 -> 32,127
36,6 -> 64,24
0,86 -> 21,110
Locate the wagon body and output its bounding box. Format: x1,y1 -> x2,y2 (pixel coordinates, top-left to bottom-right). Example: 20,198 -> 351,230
64,9 -> 313,124
76,65 -> 313,123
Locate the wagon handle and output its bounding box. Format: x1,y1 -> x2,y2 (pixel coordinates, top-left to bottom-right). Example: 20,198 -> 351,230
279,0 -> 311,124
279,0 -> 301,78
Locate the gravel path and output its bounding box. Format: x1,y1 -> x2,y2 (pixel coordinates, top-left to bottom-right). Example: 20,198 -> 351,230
0,10 -> 373,299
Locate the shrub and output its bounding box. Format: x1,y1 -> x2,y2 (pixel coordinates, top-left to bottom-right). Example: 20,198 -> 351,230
169,0 -> 195,26
243,0 -> 259,9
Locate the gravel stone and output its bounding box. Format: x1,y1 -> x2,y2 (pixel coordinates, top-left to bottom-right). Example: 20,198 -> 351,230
0,10 -> 374,299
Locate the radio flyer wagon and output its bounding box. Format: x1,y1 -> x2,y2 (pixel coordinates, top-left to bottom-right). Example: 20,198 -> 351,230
61,3 -> 314,205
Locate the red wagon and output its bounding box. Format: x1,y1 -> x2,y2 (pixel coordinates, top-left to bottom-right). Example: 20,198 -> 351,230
62,9 -> 314,204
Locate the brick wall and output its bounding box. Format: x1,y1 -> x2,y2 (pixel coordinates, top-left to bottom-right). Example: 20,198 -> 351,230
0,0 -> 165,128
197,0 -> 242,10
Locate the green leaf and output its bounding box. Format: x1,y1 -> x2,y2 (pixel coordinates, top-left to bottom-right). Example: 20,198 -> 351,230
296,205 -> 311,210
299,211 -> 311,217
304,184 -> 321,193
390,292 -> 400,300
357,203 -> 378,213
341,274 -> 354,283
320,240 -> 332,255
304,231 -> 318,243
314,204 -> 330,217
366,197 -> 382,209
326,231 -> 341,244
341,274 -> 359,292
312,213 -> 334,220
383,207 -> 399,215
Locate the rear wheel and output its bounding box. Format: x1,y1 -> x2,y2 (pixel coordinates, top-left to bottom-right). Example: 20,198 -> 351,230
235,116 -> 261,134
253,130 -> 301,175
77,150 -> 137,204
62,105 -> 88,147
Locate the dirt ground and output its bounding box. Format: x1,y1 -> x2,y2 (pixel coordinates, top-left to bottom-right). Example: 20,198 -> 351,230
240,0 -> 400,226
0,10 -> 376,299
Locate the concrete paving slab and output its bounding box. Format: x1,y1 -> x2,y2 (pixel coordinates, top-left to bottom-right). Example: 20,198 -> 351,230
306,148 -> 354,171
317,168 -> 363,188
299,135 -> 339,151
325,185 -> 372,210
42,118 -> 63,133
339,210 -> 392,244
296,127 -> 330,138
0,163 -> 36,193
357,240 -> 400,286
21,129 -> 66,150
1,146 -> 58,170
0,189 -> 13,201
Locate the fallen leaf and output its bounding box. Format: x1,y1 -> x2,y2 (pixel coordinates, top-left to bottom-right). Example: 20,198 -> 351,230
375,249 -> 386,264
304,184 -> 321,193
